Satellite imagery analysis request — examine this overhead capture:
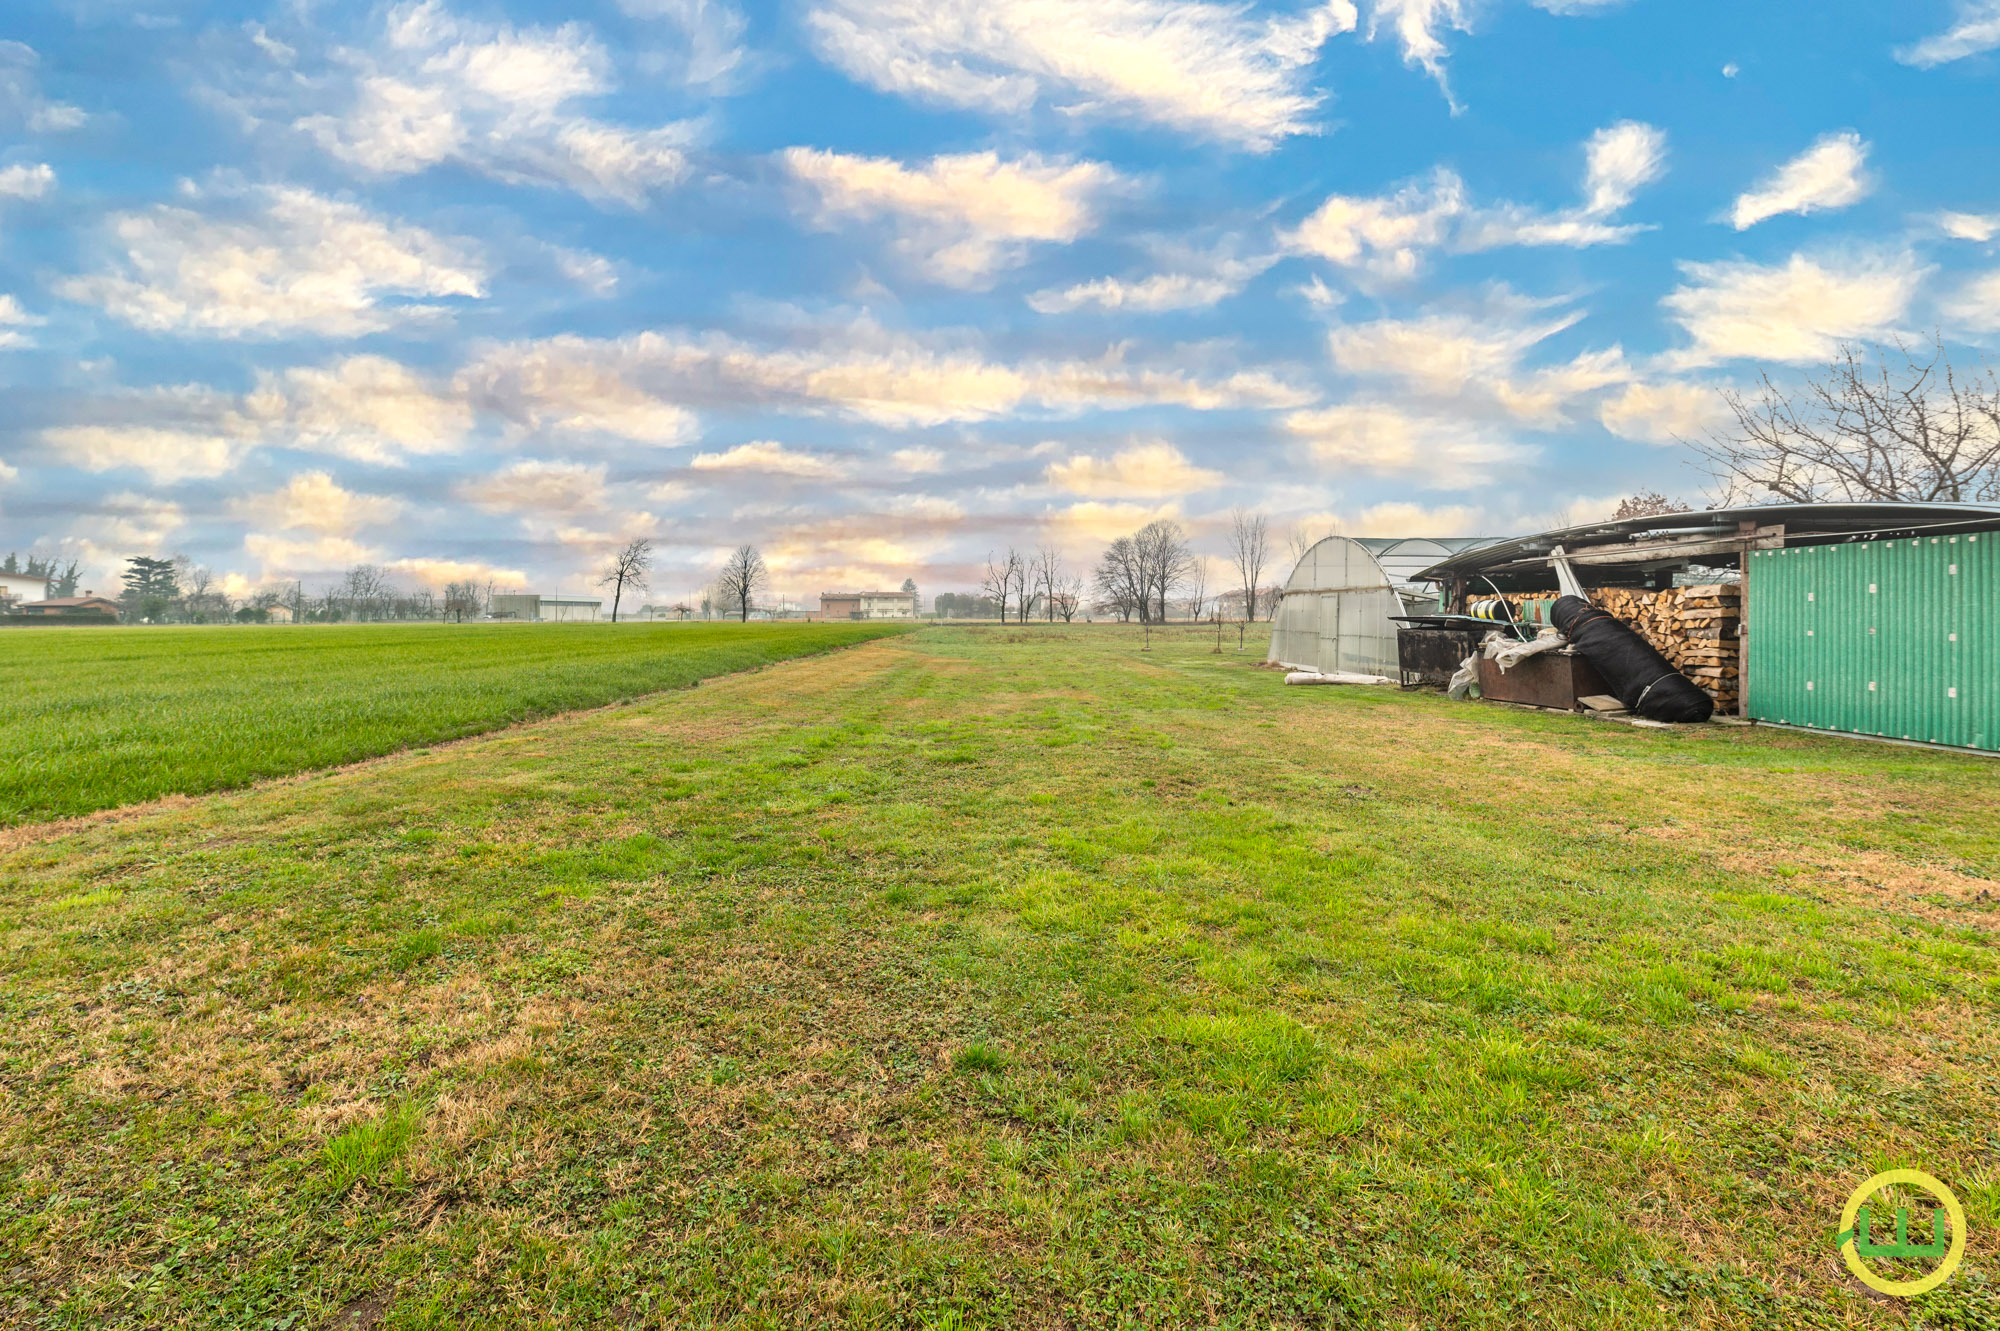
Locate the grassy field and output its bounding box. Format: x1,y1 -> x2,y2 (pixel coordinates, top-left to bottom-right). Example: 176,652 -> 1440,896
0,622 -> 909,825
2,625 -> 1997,1328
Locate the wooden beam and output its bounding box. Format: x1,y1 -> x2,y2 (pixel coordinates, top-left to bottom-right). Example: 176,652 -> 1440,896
1561,525 -> 1785,567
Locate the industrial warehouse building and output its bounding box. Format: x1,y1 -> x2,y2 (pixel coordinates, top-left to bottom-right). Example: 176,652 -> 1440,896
1405,503 -> 2000,754
489,593 -> 603,622
819,590 -> 918,620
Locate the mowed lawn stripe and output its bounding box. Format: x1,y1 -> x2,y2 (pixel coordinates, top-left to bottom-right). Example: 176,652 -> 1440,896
1,627 -> 1996,1327
0,621 -> 911,825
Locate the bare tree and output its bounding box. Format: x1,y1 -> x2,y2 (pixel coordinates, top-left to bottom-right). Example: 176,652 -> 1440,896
1134,519 -> 1192,622
598,538 -> 653,623
442,580 -> 482,622
1183,555 -> 1209,621
1032,546 -> 1067,622
1227,508 -> 1270,623
1694,335 -> 2000,504
341,564 -> 395,621
1049,573 -> 1083,623
1007,547 -> 1035,623
1093,536 -> 1145,621
1287,520 -> 1333,567
981,550 -> 1020,622
715,544 -> 767,622
1612,491 -> 1692,520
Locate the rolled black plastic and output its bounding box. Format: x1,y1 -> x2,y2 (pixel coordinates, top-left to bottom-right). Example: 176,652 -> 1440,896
1551,595 -> 1714,723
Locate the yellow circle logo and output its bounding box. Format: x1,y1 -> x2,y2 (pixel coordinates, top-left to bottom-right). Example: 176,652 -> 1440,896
1835,1170 -> 1966,1297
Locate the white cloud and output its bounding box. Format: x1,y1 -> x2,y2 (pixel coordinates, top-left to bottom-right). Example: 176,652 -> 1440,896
1326,304 -> 1630,426
1283,402 -> 1532,487
1369,0 -> 1620,98
1661,250 -> 1924,367
0,41 -> 86,133
1045,441 -> 1221,497
1597,380 -> 1731,445
457,338 -> 698,444
804,0 -> 1357,151
47,426 -> 256,483
0,163 -> 54,199
243,532 -> 382,574
1329,309 -> 1575,395
1895,1 -> 2000,68
1368,0 -> 1475,95
59,185 -> 485,338
384,556 -> 529,588
291,0 -> 695,207
1048,499 -> 1184,543
231,471 -> 406,534
690,440 -> 849,478
1290,121 -> 1665,279
784,148 -> 1118,286
250,357 -> 472,464
1944,270 -> 2000,331
552,246 -> 619,295
462,324 -> 1310,429
1729,131 -> 1871,230
1029,249 -> 1274,314
1939,211 -> 1999,243
0,293 -> 44,349
1582,121 -> 1668,216
1493,347 -> 1631,424
891,446 -> 944,473
53,494 -> 186,591
458,459 -> 609,514
1343,499 -> 1483,536
1290,168 -> 1467,279
618,0 -> 750,89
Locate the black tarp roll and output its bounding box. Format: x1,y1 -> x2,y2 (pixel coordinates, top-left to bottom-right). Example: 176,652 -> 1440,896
1551,595 -> 1714,723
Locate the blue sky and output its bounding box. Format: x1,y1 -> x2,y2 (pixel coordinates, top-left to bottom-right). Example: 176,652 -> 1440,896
1,0 -> 1998,605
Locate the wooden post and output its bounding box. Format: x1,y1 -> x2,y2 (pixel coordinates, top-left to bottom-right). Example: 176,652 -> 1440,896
1737,539 -> 1752,719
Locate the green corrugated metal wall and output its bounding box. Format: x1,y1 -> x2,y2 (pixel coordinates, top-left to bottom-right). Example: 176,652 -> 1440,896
1746,530 -> 1997,752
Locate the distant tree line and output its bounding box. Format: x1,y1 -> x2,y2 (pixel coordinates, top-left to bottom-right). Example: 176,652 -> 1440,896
934,509 -> 1280,626
109,555 -> 496,625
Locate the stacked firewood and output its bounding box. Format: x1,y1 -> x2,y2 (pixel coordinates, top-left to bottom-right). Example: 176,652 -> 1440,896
1499,583 -> 1742,710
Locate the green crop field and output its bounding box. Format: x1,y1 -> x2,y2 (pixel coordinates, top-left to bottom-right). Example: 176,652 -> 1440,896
0,621 -> 910,825
3,626 -> 1997,1328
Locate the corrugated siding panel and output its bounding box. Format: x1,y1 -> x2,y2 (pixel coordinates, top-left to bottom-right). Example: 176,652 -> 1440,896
1747,530 -> 1996,752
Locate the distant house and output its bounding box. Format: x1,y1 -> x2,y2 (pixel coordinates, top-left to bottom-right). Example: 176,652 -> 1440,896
0,571 -> 47,608
819,590 -> 918,620
266,605 -> 294,623
15,593 -> 121,622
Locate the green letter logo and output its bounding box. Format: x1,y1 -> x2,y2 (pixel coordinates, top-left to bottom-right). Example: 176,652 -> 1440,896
1834,1170 -> 1965,1297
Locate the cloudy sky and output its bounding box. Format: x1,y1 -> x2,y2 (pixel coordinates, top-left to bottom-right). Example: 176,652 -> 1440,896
2,0 -> 1998,604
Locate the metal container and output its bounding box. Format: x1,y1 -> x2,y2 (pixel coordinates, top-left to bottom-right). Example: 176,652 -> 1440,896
1475,650 -> 1611,711
1746,530 -> 1996,752
1397,627 -> 1484,686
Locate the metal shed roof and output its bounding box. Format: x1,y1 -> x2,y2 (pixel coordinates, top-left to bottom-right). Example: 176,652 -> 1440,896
1410,503 -> 2000,589
1351,536 -> 1504,590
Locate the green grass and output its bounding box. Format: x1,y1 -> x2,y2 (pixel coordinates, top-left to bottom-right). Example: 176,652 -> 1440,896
2,625 -> 1997,1328
0,621 -> 910,824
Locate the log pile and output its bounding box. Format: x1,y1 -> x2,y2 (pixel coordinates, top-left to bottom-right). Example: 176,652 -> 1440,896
1501,583 -> 1741,710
